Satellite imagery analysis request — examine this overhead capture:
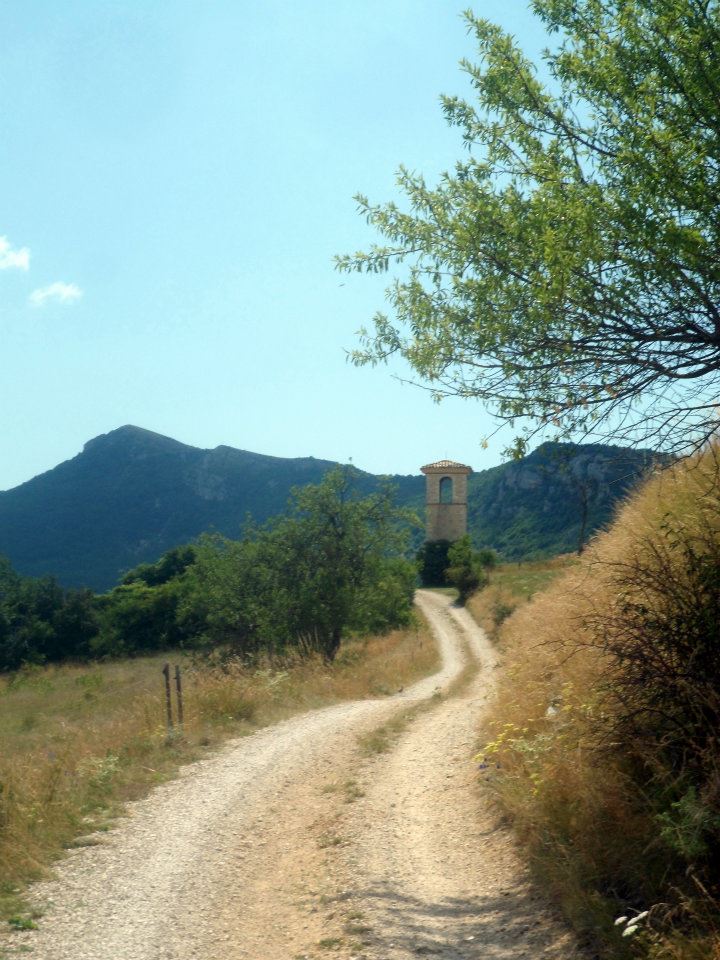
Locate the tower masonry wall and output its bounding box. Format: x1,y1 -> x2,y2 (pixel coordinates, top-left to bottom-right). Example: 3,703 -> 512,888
425,472 -> 468,506
426,502 -> 468,542
420,461 -> 472,543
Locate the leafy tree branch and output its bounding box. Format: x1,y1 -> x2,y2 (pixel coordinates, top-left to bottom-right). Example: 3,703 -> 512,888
337,2 -> 720,456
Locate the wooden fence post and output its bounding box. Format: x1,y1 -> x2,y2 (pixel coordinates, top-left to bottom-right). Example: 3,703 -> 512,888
162,662 -> 174,734
174,664 -> 184,731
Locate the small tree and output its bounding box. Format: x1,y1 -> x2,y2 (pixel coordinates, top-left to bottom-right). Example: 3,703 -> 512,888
475,547 -> 497,570
274,468 -> 418,660
190,469 -> 419,661
445,535 -> 489,605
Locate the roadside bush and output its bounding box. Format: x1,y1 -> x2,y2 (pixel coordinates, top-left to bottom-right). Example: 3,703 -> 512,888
416,539 -> 451,587
94,580 -> 186,657
586,518 -> 720,811
445,535 -> 490,604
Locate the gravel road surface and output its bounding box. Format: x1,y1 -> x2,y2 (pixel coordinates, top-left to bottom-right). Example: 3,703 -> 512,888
3,592 -> 579,960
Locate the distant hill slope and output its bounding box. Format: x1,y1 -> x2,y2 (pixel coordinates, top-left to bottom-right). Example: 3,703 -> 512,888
467,441 -> 663,560
0,426 -> 661,590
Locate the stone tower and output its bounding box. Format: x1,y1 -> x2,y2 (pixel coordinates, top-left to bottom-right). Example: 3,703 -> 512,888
420,460 -> 472,542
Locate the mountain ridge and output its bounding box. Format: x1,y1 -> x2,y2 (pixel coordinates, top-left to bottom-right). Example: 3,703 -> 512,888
0,426 -> 661,590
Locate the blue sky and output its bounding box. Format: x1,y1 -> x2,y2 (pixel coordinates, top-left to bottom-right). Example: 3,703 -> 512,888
1,2 -> 549,490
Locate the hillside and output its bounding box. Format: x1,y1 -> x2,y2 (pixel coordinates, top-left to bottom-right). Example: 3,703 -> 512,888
467,441 -> 662,559
0,426 -> 660,590
478,449 -> 720,957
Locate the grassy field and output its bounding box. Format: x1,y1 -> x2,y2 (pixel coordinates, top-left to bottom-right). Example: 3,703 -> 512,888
0,618 -> 438,926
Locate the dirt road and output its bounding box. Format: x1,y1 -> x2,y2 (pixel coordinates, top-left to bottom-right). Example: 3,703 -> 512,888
3,592 -> 578,960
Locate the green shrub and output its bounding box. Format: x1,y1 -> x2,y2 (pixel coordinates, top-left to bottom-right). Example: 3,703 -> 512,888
445,536 -> 489,605
416,540 -> 451,586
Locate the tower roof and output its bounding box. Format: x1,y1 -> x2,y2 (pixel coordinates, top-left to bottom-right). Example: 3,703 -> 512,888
420,459 -> 472,474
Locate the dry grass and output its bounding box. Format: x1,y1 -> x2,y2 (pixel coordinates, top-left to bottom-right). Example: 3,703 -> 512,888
475,452 -> 720,959
0,615 -> 437,922
466,555 -> 576,637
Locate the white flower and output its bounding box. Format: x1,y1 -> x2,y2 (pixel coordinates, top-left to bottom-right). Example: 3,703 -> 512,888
623,925 -> 639,937
614,916 -> 628,926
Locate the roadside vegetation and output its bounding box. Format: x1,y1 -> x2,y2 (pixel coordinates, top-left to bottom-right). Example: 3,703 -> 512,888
467,555 -> 577,637
475,451 -> 720,959
416,535 -> 497,603
0,615 -> 437,925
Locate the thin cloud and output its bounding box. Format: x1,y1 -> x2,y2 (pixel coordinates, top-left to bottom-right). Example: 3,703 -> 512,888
29,282 -> 83,307
0,235 -> 30,271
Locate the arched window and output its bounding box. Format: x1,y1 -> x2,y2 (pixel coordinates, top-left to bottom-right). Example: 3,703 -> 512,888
439,476 -> 453,504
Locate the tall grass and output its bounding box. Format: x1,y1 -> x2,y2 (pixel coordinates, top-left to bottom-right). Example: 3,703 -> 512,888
0,618 -> 436,921
477,451 -> 720,959
466,555 -> 576,636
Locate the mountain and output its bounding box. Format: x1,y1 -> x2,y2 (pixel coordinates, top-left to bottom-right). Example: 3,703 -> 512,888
0,427 -> 420,590
0,426 -> 661,590
466,441 -> 663,559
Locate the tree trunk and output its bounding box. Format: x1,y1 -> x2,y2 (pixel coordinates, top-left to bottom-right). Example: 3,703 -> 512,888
324,626 -> 342,662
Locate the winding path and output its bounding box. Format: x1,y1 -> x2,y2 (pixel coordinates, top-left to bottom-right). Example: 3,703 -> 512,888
3,592 -> 579,960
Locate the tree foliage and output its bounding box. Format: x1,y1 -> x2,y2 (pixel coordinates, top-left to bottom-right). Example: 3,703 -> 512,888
191,468 -> 419,661
416,539 -> 452,587
445,535 -> 492,604
121,545 -> 197,587
0,557 -> 100,670
417,536 -> 496,597
337,2 -> 720,455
